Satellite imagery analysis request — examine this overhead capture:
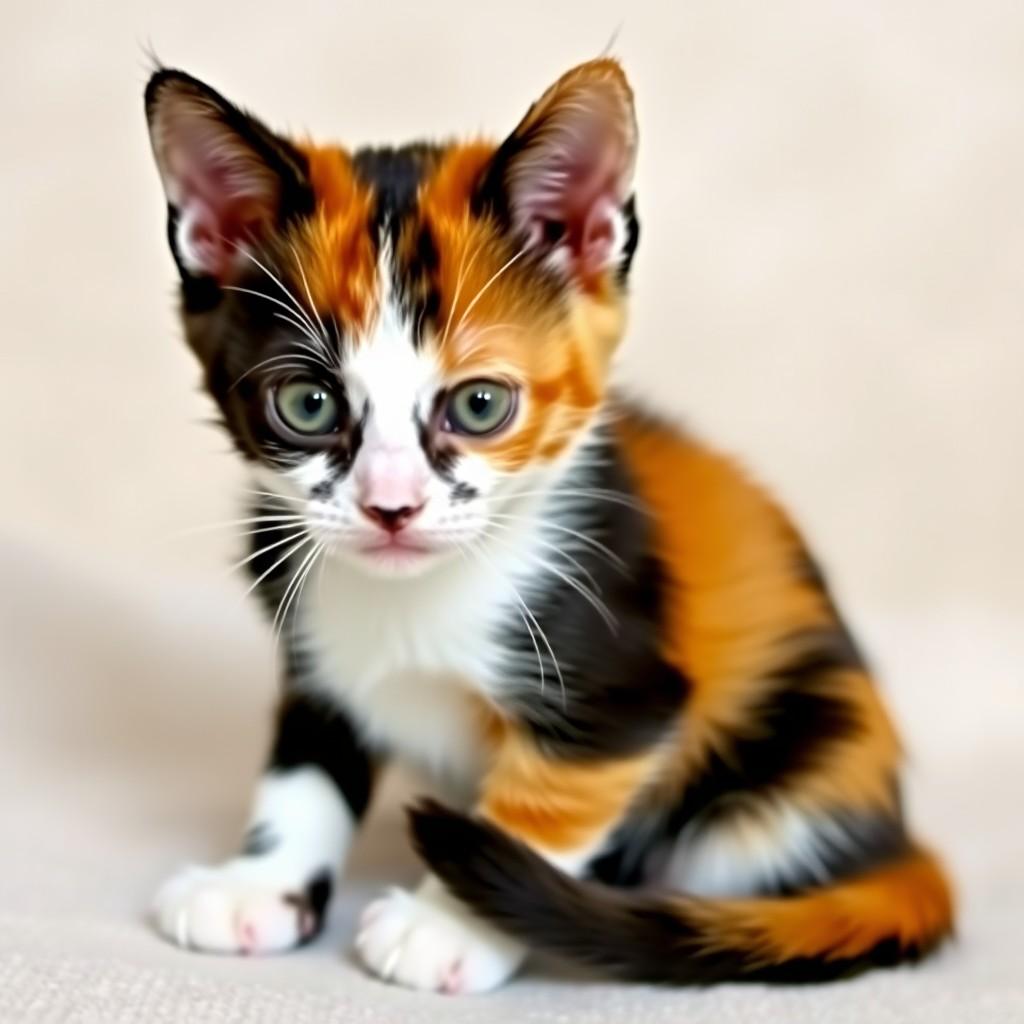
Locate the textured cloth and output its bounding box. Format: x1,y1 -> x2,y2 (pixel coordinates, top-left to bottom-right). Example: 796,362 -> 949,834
0,536 -> 1021,1023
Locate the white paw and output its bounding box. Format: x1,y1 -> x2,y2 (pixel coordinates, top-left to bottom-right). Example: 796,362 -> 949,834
152,861 -> 320,955
355,880 -> 525,994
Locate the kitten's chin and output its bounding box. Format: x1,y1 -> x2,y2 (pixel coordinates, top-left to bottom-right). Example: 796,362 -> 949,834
330,540 -> 455,580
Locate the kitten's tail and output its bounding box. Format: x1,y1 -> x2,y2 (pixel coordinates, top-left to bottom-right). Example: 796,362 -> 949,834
409,800 -> 954,983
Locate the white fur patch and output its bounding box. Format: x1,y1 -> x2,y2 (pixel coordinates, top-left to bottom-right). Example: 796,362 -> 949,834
153,767 -> 353,954
298,501 -> 546,785
355,875 -> 526,993
665,800 -> 849,898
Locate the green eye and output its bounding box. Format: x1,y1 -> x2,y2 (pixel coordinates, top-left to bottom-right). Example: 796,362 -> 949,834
273,381 -> 340,436
445,380 -> 516,437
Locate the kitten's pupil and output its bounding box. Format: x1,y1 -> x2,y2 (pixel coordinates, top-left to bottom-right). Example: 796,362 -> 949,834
304,392 -> 325,416
468,390 -> 491,417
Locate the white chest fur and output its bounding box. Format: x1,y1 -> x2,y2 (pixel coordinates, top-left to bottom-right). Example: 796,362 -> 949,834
297,523 -> 539,789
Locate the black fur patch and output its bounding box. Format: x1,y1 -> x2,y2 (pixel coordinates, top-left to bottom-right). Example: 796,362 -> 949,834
409,800 -> 942,985
617,194 -> 640,283
450,480 -> 479,503
351,144 -> 441,230
268,690 -> 376,820
494,433 -> 686,759
352,144 -> 450,339
471,129 -> 524,227
282,868 -> 334,943
668,627 -> 868,829
413,222 -> 439,274
415,411 -> 458,482
241,822 -> 279,857
404,223 -> 443,347
310,479 -> 334,500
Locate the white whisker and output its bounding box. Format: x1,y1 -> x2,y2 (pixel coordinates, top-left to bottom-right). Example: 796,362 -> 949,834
231,353 -> 324,389
163,514 -> 306,542
287,541 -> 327,639
289,244 -> 332,355
270,311 -> 331,353
449,323 -> 527,368
223,528 -> 310,577
223,284 -> 325,335
231,244 -> 323,342
451,246 -> 528,338
272,540 -> 324,644
504,487 -> 646,513
527,550 -> 619,634
242,534 -> 315,598
484,511 -> 627,571
243,489 -> 308,506
439,235 -> 483,351
481,519 -> 602,594
464,535 -> 566,707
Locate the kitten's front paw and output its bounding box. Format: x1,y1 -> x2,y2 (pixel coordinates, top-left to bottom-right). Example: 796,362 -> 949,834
152,861 -> 322,955
355,883 -> 525,994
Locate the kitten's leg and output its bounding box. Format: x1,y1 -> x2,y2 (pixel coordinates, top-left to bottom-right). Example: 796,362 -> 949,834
356,731 -> 653,992
154,691 -> 375,955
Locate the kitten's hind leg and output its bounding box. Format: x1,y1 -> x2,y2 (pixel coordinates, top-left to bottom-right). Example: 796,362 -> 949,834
153,691 -> 376,955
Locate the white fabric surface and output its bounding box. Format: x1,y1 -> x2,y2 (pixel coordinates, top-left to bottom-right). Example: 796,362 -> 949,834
1,533 -> 1021,1023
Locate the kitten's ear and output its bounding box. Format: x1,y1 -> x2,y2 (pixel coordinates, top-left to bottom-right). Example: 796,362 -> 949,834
144,69 -> 312,284
477,59 -> 638,281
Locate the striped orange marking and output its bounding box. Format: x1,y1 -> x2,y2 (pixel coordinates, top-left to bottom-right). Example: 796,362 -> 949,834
614,412 -> 902,811
288,144 -> 377,332
480,728 -> 660,854
687,846 -> 954,964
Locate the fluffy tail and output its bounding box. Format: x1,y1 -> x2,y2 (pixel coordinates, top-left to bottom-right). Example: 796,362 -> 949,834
409,800 -> 954,984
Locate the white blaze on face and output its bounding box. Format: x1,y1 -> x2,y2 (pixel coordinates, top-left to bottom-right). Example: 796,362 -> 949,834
346,293 -> 439,515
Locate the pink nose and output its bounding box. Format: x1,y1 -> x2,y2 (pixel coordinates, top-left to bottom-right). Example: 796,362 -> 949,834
360,502 -> 424,533
355,448 -> 429,530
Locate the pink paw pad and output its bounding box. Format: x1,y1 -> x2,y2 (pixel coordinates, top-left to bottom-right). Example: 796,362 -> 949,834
237,920 -> 258,955
440,960 -> 464,995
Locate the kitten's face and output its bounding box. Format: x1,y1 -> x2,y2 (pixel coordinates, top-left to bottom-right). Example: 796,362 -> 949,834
146,61 -> 638,577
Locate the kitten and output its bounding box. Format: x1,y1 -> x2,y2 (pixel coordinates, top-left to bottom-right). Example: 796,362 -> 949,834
144,59 -> 953,993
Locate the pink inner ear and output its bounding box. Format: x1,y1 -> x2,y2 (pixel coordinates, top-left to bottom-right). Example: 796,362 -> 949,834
158,109 -> 278,282
177,186 -> 271,282
509,102 -> 632,278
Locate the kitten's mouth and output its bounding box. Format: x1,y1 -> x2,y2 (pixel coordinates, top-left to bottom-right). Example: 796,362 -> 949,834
352,533 -> 443,577
359,535 -> 436,559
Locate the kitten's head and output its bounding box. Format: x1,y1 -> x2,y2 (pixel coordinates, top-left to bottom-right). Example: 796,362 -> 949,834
145,60 -> 638,577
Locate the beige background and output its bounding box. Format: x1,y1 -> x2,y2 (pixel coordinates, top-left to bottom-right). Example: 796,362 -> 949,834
1,2 -> 1022,1021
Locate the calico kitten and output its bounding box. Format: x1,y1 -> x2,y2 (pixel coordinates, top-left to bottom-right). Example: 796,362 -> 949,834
145,59 -> 953,992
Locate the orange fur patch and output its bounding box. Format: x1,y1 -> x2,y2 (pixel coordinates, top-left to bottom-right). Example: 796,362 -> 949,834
614,412 -> 901,813
480,727 -> 659,854
288,144 -> 377,332
687,846 -> 954,964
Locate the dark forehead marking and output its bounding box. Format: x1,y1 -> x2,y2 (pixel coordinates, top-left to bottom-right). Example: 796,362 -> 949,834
351,143 -> 444,229
351,144 -> 448,341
